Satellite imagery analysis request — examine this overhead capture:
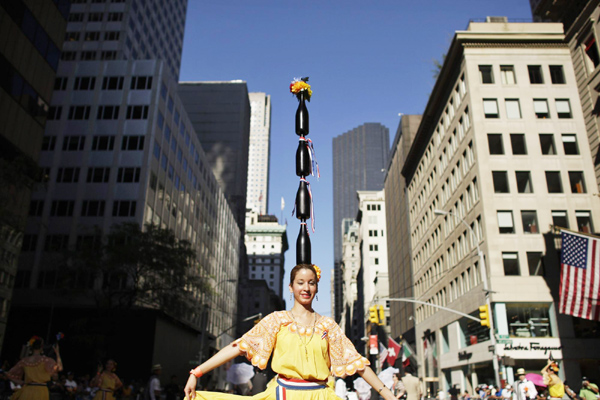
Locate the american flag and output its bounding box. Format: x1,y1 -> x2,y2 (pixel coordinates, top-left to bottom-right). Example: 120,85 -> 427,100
559,230 -> 600,321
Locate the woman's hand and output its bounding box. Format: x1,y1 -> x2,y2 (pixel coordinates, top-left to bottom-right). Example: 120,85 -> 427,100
184,374 -> 197,400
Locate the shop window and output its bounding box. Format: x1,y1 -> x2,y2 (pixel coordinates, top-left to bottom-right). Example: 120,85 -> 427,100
545,171 -> 563,193
497,211 -> 515,234
539,134 -> 556,155
551,210 -> 569,229
492,171 -> 509,193
576,211 -> 593,233
507,303 -> 551,338
510,134 -> 527,155
561,134 -> 579,155
568,171 -> 587,193
488,134 -> 504,154
515,171 -> 533,193
521,210 -> 539,234
503,252 -> 520,276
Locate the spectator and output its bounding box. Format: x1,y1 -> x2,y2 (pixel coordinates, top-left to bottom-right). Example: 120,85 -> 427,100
144,364 -> 162,400
392,373 -> 406,400
513,369 -> 537,400
502,385 -> 513,400
64,371 -> 78,399
564,381 -> 581,400
401,369 -> 422,400
449,385 -> 459,400
579,378 -> 599,400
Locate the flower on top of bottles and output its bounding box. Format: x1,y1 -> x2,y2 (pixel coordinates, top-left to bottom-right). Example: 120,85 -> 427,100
312,264 -> 321,282
290,77 -> 312,101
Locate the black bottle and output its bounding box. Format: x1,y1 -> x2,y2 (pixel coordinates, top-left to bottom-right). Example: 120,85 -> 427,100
294,180 -> 311,220
296,140 -> 311,177
296,223 -> 311,265
295,93 -> 309,137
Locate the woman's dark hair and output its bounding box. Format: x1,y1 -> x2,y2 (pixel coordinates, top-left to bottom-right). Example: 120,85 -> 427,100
289,264 -> 318,285
31,338 -> 44,350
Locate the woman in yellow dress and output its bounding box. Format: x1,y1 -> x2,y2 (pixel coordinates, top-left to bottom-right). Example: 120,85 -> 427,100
91,359 -> 123,400
5,336 -> 63,400
184,263 -> 396,400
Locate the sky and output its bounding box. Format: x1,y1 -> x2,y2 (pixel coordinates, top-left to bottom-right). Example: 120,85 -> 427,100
178,0 -> 534,317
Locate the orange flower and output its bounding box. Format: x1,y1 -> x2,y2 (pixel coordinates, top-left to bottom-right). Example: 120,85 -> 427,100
290,79 -> 312,100
312,265 -> 321,281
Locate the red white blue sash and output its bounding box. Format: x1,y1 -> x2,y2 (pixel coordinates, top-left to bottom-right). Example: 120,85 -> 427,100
276,376 -> 327,400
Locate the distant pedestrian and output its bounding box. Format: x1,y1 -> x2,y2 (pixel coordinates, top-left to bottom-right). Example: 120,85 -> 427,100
91,359 -> 122,400
401,369 -> 422,400
449,385 -> 459,400
579,377 -> 599,400
336,377 -> 348,400
392,373 -> 406,400
144,364 -> 162,400
513,369 -> 537,400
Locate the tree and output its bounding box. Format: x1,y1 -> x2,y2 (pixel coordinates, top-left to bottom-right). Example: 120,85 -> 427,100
72,222 -> 210,322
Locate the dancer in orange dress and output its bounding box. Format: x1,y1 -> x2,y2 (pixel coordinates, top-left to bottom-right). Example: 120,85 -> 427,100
91,359 -> 123,400
184,264 -> 396,400
5,336 -> 63,400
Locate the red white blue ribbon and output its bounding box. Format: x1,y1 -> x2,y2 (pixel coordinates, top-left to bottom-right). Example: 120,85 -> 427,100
305,138 -> 320,179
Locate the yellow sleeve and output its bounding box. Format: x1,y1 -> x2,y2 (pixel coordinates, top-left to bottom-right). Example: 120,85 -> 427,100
235,311 -> 288,370
323,317 -> 370,377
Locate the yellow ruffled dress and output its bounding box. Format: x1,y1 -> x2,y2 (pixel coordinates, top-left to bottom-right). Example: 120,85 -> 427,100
192,311 -> 369,400
93,372 -> 122,400
6,357 -> 56,400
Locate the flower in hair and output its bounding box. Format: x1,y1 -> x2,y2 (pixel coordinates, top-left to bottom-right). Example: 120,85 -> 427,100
312,265 -> 321,281
28,335 -> 42,346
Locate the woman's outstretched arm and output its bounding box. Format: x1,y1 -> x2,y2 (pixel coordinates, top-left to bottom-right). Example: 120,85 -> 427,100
184,342 -> 245,400
358,366 -> 397,400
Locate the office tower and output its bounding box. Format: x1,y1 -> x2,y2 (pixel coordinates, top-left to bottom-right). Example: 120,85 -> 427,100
0,0 -> 68,351
402,19 -> 598,390
530,0 -> 600,205
384,115 -> 421,345
247,92 -> 271,215
332,123 -> 389,322
6,1 -> 241,380
178,81 -> 251,231
338,219 -> 361,346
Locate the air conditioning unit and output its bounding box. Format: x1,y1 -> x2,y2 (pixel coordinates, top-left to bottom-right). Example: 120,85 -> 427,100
486,16 -> 508,23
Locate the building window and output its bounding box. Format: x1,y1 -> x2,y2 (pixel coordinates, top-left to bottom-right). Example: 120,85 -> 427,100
545,171 -> 563,193
84,31 -> 100,41
21,235 -> 38,252
44,235 -> 70,252
505,99 -> 521,119
61,51 -> 76,61
104,31 -> 120,41
50,200 -> 75,216
29,200 -> 44,216
584,35 -> 600,70
117,167 -> 141,183
487,134 -> 504,154
502,252 -> 520,275
506,303 -> 551,338
521,210 -> 539,234
479,65 -> 494,84
81,200 -> 106,217
561,134 -> 579,155
100,51 -> 117,60
126,105 -> 149,119
74,77 -> 96,90
68,13 -> 84,22
576,211 -> 593,233
568,171 -> 587,193
107,12 -> 123,21
549,65 -> 565,84
62,136 -> 85,151
102,76 -> 124,90
47,106 -> 62,120
122,136 -> 145,151
54,77 -> 68,90
492,171 -> 509,193
497,211 -> 515,234
112,200 -> 137,217
68,106 -> 91,120
41,136 -> 57,151
527,252 -> 544,276
552,210 -> 569,229
88,13 -> 103,22
92,135 -> 115,151
539,134 -> 556,155
65,31 -> 80,42
80,51 -> 96,61
528,65 -> 544,84
556,99 -> 572,118
97,105 -> 120,120
500,65 -> 516,84
510,134 -> 527,155
56,167 -> 80,183
86,167 -> 110,183
483,99 -> 499,118
533,99 -> 550,118
130,76 -> 153,90
515,171 -> 533,193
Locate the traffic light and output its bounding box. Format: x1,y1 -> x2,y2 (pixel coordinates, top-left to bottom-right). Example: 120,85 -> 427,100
378,305 -> 385,325
479,304 -> 490,328
369,306 -> 379,324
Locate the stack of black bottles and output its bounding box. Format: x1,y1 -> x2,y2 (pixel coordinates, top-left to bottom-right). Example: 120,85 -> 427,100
293,78 -> 312,265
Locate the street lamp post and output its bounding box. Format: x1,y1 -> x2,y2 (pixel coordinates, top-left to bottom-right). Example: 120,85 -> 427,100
433,209 -> 500,387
